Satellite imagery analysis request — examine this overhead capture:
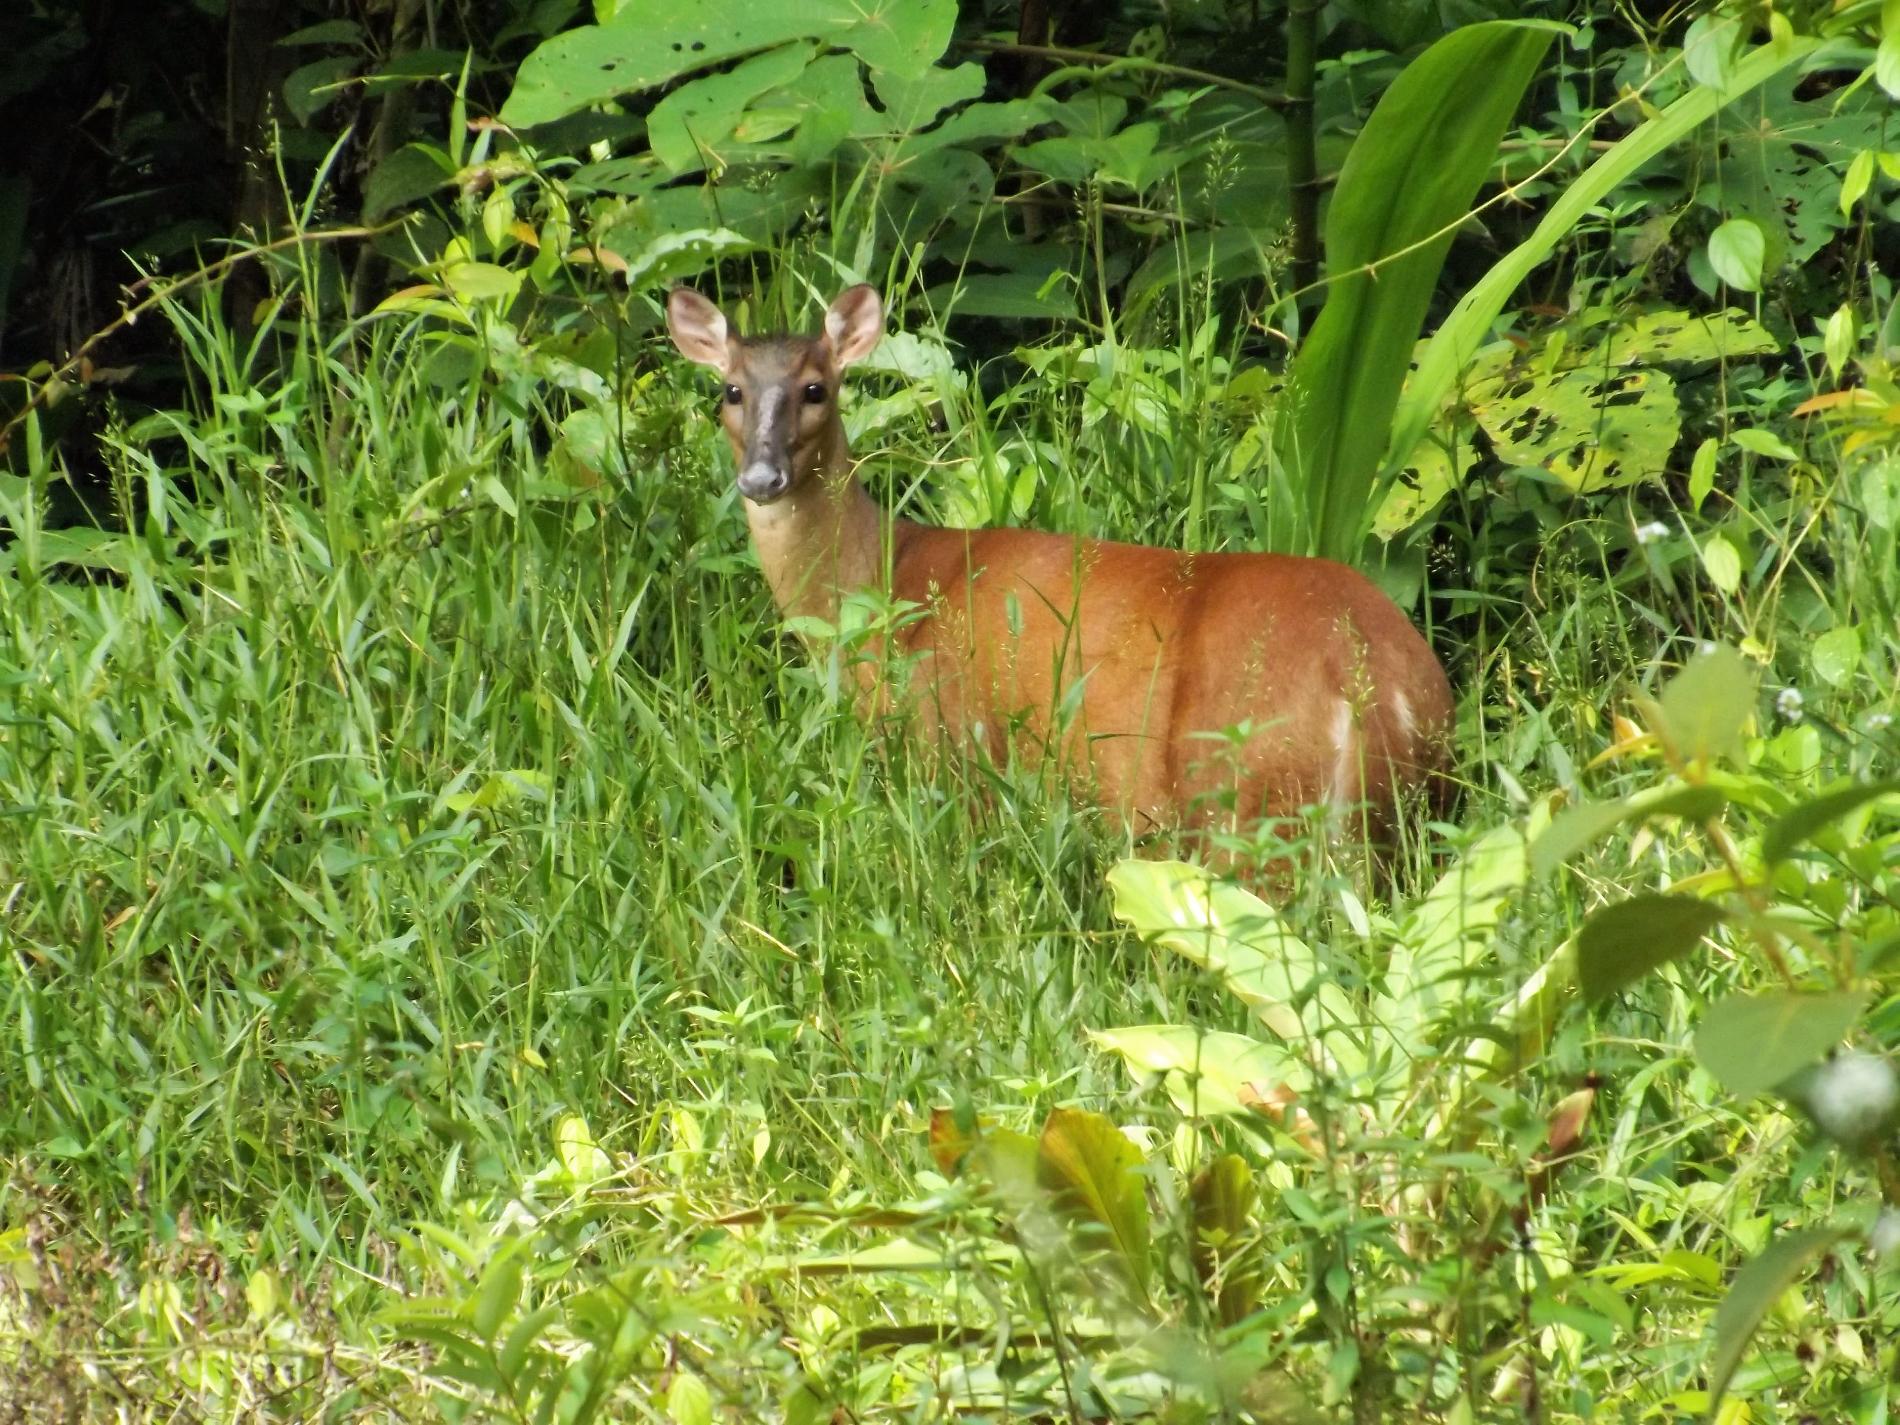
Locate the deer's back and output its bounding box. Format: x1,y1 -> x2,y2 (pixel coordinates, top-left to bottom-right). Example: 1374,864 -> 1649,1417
884,522 -> 1452,830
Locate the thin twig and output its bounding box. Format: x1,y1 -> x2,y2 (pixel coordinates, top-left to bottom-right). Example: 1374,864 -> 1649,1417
1,222 -> 402,449
965,38 -> 1290,110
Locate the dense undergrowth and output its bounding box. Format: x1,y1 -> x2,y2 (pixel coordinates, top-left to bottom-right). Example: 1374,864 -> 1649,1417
4,2 -> 1900,1421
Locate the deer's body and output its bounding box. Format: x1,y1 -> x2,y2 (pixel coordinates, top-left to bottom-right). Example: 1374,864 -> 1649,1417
668,286 -> 1453,836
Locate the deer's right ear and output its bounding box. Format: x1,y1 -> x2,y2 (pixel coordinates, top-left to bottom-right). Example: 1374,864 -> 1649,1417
666,288 -> 732,374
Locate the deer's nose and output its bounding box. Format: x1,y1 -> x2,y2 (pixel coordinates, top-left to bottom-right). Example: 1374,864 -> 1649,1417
737,463 -> 790,504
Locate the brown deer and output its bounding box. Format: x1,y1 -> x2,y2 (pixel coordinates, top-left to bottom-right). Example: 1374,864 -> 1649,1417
665,284 -> 1453,847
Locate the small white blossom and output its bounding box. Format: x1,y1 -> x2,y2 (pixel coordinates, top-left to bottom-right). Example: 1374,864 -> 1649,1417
1869,712 -> 1894,732
1803,1052 -> 1900,1149
1873,1209 -> 1900,1258
1634,520 -> 1671,545
1698,641 -> 1719,657
1776,687 -> 1806,722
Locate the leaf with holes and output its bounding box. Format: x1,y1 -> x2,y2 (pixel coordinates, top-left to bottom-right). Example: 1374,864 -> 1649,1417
1471,364 -> 1680,492
1594,308 -> 1778,367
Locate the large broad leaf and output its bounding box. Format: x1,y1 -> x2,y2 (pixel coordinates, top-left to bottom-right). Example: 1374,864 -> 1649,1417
501,0 -> 955,128
1105,860 -> 1359,1075
1694,990 -> 1866,1100
1087,1025 -> 1295,1120
1705,1228 -> 1848,1416
1382,35 -> 1825,490
1374,812 -> 1540,1060
1271,21 -> 1557,560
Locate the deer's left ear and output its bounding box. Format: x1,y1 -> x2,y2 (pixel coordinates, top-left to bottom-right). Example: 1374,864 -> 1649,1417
824,285 -> 883,368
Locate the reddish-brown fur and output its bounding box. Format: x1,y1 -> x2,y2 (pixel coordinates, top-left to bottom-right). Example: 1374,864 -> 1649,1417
666,284 -> 1453,839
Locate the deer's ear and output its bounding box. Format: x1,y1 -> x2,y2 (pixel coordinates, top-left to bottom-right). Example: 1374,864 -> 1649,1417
824,285 -> 883,367
666,288 -> 733,373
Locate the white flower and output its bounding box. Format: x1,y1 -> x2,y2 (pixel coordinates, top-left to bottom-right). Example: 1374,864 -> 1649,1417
1776,687 -> 1806,722
1634,520 -> 1671,545
1869,712 -> 1894,732
1873,1209 -> 1900,1258
1802,1052 -> 1899,1149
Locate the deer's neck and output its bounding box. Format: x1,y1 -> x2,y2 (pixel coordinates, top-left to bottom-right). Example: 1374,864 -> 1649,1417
744,428 -> 887,625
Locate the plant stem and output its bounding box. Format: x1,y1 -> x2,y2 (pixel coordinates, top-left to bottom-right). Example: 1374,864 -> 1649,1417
1283,0 -> 1321,299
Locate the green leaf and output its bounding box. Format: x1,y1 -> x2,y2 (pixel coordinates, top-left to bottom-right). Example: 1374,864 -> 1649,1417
472,1250 -> 524,1340
1708,218 -> 1766,291
1087,1025 -> 1293,1119
1652,644 -> 1757,767
1577,894 -> 1726,1002
1272,21 -> 1556,560
1878,31 -> 1900,100
667,1372 -> 715,1425
1822,304 -> 1857,375
1377,817 -> 1533,1056
501,0 -> 955,128
1810,626 -> 1861,688
1689,437 -> 1720,510
1383,37 -> 1821,488
1694,991 -> 1866,1100
1730,427 -> 1801,461
1683,13 -> 1743,91
1189,1155 -> 1260,1327
645,42 -> 816,174
1706,1229 -> 1848,1415
1761,778 -> 1900,865
1841,148 -> 1876,217
1531,784 -> 1729,877
1105,859 -> 1355,1069
1699,533 -> 1741,594
1036,1107 -> 1152,1294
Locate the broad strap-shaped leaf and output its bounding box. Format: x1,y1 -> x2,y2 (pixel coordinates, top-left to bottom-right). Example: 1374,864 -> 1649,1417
1706,1228 -> 1848,1416
1383,36 -> 1825,489
1105,859 -> 1360,1076
1272,20 -> 1558,560
1577,893 -> 1727,1002
1694,990 -> 1866,1100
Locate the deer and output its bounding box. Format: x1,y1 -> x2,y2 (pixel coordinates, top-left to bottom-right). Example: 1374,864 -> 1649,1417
664,283 -> 1454,858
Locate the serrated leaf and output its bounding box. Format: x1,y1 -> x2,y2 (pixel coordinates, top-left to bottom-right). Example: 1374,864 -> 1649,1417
1694,991 -> 1866,1100
1708,218 -> 1766,290
472,1251 -> 524,1340
1706,1229 -> 1848,1414
1761,778 -> 1900,865
1036,1107 -> 1152,1294
1578,894 -> 1726,1001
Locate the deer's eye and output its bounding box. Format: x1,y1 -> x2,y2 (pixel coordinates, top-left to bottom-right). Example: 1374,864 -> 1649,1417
723,384 -> 743,405
802,382 -> 827,405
